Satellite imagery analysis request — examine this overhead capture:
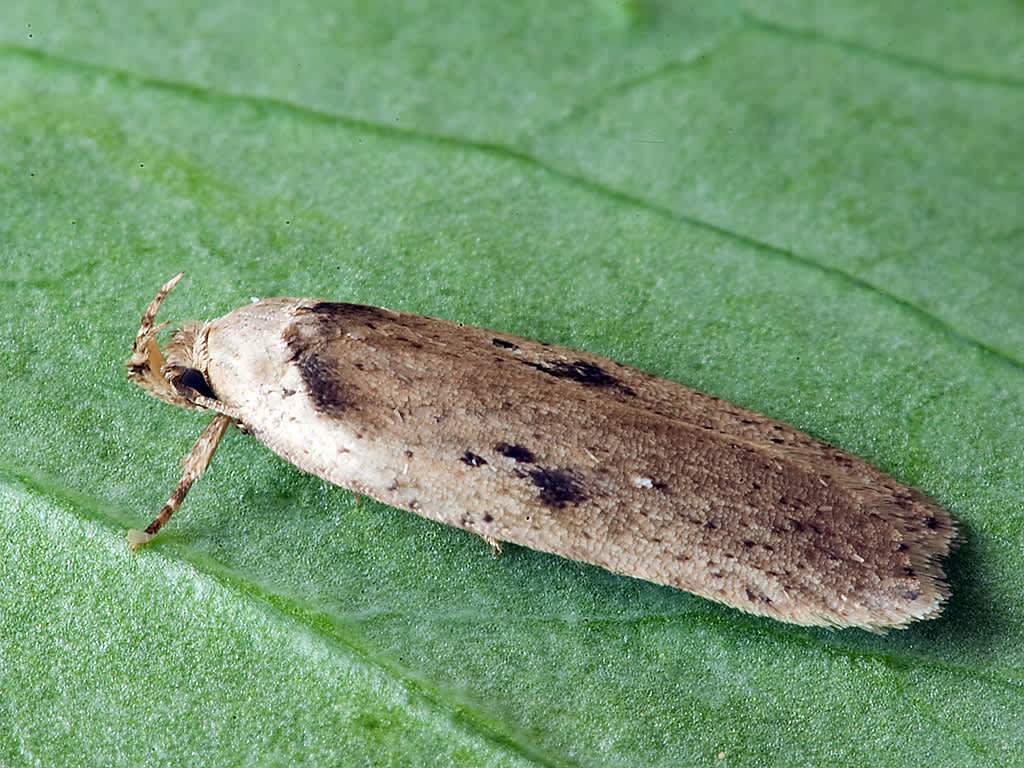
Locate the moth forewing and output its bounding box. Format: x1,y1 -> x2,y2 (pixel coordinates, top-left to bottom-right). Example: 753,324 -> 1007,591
128,276 -> 957,630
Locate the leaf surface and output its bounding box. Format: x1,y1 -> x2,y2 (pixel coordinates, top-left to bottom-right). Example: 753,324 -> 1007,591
1,2 -> 1022,765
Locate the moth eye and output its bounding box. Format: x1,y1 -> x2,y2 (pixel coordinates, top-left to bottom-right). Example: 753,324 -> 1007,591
176,367 -> 217,401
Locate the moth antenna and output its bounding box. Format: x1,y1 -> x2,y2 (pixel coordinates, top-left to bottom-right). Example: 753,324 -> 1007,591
127,273 -> 193,408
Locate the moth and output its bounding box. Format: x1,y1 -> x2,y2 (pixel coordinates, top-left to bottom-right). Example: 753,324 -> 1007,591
127,274 -> 957,630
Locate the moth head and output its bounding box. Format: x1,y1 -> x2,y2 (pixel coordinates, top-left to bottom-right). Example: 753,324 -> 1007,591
127,274 -> 219,411
162,322 -> 220,406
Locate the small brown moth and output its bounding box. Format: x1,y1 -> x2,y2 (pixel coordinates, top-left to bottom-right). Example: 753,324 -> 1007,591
127,274 -> 957,630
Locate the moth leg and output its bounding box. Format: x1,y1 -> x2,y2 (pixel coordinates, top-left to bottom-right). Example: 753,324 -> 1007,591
128,413 -> 232,551
483,536 -> 502,556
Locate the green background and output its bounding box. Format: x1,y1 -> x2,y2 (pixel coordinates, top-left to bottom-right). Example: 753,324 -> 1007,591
2,1 -> 1022,765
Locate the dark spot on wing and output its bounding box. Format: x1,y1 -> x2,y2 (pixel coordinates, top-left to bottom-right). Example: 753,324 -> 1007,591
522,359 -> 636,396
745,588 -> 772,604
285,302 -> 394,363
495,442 -> 535,463
295,352 -> 350,414
460,451 -> 488,467
306,302 -> 393,324
491,338 -> 518,350
527,467 -> 585,508
283,303 -> 396,415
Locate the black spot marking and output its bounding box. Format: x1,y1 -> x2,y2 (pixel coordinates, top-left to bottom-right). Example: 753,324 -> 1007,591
495,442 -> 535,463
284,304 -> 392,415
175,368 -> 217,400
924,516 -> 939,530
461,451 -> 488,467
522,359 -> 637,396
482,513 -> 494,523
527,467 -> 585,508
902,590 -> 921,601
306,301 -> 393,323
295,352 -> 350,414
491,338 -> 518,350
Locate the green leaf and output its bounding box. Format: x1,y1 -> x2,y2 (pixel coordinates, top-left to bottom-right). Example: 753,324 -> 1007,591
2,1 -> 1022,765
